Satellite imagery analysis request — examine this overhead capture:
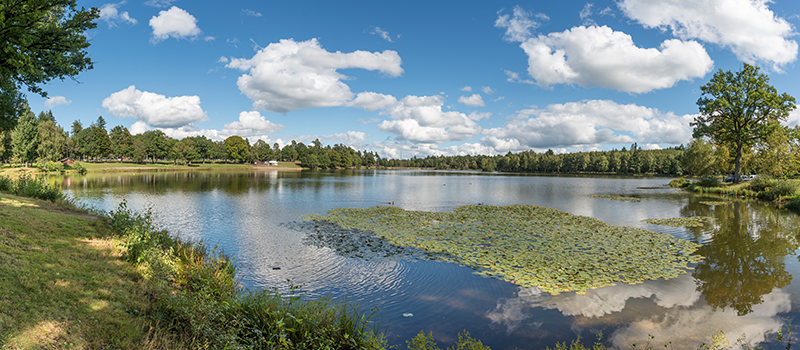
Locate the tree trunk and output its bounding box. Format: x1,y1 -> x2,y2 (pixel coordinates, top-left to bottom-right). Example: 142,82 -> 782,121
734,141 -> 743,183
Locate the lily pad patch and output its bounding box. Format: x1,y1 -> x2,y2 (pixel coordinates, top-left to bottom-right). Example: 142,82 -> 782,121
302,205 -> 702,295
642,216 -> 711,228
589,195 -> 642,202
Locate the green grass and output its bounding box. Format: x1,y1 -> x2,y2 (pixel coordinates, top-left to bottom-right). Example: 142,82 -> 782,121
0,194 -> 153,349
670,177 -> 800,210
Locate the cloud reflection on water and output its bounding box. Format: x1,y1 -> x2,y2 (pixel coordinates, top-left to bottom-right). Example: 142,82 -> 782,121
489,275 -> 789,348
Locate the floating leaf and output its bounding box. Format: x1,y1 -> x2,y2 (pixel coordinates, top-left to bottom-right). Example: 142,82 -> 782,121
301,205 -> 703,295
589,195 -> 642,202
642,216 -> 711,228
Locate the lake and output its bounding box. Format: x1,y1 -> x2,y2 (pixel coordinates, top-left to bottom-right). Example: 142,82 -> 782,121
52,170 -> 800,349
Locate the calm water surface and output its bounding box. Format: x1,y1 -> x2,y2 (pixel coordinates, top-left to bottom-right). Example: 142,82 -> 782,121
52,170 -> 800,349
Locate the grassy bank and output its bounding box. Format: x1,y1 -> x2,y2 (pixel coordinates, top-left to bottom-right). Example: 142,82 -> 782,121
669,177 -> 800,211
0,175 -> 386,349
0,194 -> 152,348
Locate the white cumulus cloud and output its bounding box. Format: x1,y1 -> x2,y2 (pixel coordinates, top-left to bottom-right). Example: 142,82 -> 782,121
460,86 -> 472,92
221,111 -> 285,136
149,6 -> 202,43
481,99 -> 694,150
100,2 -> 137,27
44,96 -> 71,108
787,110 -> 800,128
226,38 -> 403,113
458,94 -> 486,107
346,92 -> 398,112
495,5 -> 548,43
350,93 -> 482,144
102,85 -> 208,128
517,25 -> 713,93
619,0 -> 798,71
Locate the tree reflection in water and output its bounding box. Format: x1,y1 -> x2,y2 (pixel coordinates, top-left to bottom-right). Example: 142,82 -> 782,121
683,197 -> 799,316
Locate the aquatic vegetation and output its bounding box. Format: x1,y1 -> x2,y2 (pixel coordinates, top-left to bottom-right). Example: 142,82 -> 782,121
303,205 -> 702,295
642,216 -> 711,228
699,201 -> 730,206
589,195 -> 642,202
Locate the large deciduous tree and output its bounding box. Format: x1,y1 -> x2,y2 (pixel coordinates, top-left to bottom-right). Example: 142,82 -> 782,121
1,0 -> 98,127
692,63 -> 796,183
224,135 -> 249,163
0,0 -> 98,94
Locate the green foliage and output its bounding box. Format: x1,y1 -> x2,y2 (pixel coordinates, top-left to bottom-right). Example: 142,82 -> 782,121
747,177 -> 800,200
693,63 -> 797,183
10,105 -> 38,166
763,180 -> 799,201
72,161 -> 86,174
109,125 -> 133,159
548,332 -> 606,350
589,194 -> 641,202
0,0 -> 99,97
669,178 -> 691,188
642,216 -> 711,227
106,200 -> 387,349
224,135 -> 249,163
304,205 -> 703,295
36,160 -> 65,173
682,138 -> 717,176
0,174 -> 63,201
406,330 -> 492,350
36,119 -> 67,162
787,197 -> 800,211
698,176 -> 721,188
172,138 -> 199,165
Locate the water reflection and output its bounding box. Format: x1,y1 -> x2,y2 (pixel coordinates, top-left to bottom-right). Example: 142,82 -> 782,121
50,170 -> 800,350
683,197 -> 799,316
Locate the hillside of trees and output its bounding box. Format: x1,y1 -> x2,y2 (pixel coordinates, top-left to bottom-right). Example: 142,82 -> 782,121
2,101 -> 799,178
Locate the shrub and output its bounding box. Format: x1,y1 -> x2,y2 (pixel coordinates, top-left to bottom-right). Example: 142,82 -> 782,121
697,176 -> 720,188
787,197 -> 800,211
73,162 -> 87,174
763,180 -> 799,201
47,161 -> 65,173
0,174 -> 63,201
748,176 -> 772,192
407,330 -> 492,350
668,178 -> 690,188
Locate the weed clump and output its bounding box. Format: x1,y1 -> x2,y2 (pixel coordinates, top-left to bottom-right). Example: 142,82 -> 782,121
0,174 -> 63,201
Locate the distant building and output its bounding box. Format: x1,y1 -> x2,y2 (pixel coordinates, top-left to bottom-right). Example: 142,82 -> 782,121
268,160 -> 279,166
254,160 -> 263,165
60,158 -> 75,166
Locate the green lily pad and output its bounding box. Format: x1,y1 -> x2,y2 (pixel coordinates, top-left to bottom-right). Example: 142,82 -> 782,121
302,205 -> 703,295
589,195 -> 642,202
642,216 -> 711,228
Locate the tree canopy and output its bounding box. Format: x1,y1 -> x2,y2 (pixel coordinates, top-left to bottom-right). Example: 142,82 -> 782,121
692,63 -> 796,182
0,0 -> 99,96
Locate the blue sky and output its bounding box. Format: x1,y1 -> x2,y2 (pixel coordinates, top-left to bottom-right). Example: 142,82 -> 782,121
29,0 -> 800,158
